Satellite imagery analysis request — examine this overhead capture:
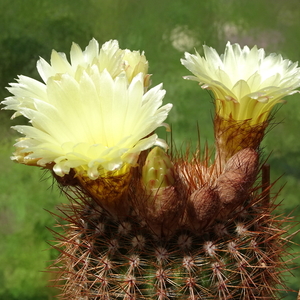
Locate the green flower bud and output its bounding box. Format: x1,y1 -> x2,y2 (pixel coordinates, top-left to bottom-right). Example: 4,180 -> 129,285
142,147 -> 175,190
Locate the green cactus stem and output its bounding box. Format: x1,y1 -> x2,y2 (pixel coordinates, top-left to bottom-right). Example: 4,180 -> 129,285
49,147 -> 297,300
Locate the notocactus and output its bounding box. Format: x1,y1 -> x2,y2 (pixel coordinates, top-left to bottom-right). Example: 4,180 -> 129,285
2,39 -> 300,300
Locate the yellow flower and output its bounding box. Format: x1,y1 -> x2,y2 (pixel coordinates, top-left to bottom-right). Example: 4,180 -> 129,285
2,39 -> 172,179
181,42 -> 300,124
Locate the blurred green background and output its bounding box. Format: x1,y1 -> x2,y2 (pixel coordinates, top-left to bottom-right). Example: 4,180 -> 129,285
0,0 -> 300,299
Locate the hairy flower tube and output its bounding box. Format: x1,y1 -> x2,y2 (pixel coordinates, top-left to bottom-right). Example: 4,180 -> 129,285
2,39 -> 172,179
181,42 -> 300,124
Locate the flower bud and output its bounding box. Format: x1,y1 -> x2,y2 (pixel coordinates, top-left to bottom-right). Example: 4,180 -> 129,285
224,148 -> 259,178
142,147 -> 175,191
187,186 -> 220,232
138,147 -> 181,238
215,148 -> 260,220
216,170 -> 248,220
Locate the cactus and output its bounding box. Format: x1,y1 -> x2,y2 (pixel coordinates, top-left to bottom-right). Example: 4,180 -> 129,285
48,146 -> 296,300
2,39 -> 300,299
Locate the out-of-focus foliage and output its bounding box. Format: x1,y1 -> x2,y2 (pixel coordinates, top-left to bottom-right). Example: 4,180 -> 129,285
1,0 -> 299,299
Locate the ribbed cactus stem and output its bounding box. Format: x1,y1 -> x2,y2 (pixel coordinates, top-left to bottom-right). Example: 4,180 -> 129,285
50,146 -> 296,299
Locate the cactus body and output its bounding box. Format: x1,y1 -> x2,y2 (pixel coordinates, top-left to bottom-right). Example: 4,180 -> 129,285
51,149 -> 294,300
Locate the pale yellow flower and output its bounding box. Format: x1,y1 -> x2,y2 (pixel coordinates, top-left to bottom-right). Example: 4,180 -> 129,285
181,42 -> 300,124
2,39 -> 172,179
5,39 -> 152,119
